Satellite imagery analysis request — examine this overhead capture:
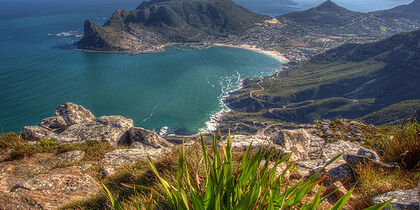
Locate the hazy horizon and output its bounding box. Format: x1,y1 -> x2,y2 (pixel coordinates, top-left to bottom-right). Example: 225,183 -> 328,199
0,0 -> 414,20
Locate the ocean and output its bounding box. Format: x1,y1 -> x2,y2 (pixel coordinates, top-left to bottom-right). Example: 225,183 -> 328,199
0,0 -> 412,135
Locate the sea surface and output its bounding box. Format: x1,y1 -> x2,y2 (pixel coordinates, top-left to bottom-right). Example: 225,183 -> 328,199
0,0 -> 413,134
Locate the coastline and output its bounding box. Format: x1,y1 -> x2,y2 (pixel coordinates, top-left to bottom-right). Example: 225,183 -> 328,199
212,43 -> 291,63
76,43 -> 288,138
196,44 -> 288,137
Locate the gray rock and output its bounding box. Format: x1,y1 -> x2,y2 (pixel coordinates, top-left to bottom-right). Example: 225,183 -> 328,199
323,164 -> 354,186
273,129 -> 325,161
372,189 -> 419,210
357,147 -> 381,161
322,140 -> 360,160
55,102 -> 95,130
39,117 -> 60,132
229,134 -> 282,153
344,154 -> 398,170
55,117 -> 132,146
129,127 -> 172,148
102,147 -> 171,176
52,150 -> 85,165
20,103 -> 154,146
21,126 -> 57,141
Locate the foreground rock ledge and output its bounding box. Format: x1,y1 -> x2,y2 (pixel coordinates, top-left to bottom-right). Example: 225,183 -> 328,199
21,102 -> 173,149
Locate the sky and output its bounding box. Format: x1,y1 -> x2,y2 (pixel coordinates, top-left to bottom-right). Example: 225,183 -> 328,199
0,0 -> 414,19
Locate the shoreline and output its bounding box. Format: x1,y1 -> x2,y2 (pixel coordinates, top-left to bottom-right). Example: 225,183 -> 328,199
76,43 -> 288,138
212,43 -> 290,63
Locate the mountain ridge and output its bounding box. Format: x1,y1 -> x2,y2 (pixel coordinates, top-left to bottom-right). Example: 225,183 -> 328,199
76,0 -> 266,52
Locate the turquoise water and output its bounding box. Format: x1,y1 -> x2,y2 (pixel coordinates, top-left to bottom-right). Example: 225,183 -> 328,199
0,0 -> 412,134
0,7 -> 282,134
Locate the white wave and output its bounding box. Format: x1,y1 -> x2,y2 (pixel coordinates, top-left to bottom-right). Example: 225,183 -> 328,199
51,30 -> 81,37
199,71 -> 243,133
159,126 -> 169,136
141,105 -> 158,123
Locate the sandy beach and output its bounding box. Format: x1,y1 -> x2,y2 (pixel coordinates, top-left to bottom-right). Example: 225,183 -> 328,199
213,43 -> 290,63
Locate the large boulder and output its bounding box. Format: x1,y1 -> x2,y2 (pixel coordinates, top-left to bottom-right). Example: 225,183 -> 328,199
343,154 -> 398,170
272,129 -> 325,161
372,189 -> 419,210
21,126 -> 58,141
55,102 -> 95,130
55,116 -> 133,146
357,147 -> 381,161
224,134 -> 283,153
129,127 -> 172,148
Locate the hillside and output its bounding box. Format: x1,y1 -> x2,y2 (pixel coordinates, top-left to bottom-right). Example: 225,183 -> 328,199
373,0 -> 420,19
76,0 -> 266,52
221,30 -> 420,132
280,0 -> 363,26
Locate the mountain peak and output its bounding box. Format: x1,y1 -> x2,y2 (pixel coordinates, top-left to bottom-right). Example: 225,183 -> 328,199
315,0 -> 350,12
410,0 -> 420,7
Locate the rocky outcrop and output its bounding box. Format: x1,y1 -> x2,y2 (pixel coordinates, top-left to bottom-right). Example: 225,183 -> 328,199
21,102 -> 173,149
373,189 -> 419,210
0,150 -> 97,209
0,167 -> 100,210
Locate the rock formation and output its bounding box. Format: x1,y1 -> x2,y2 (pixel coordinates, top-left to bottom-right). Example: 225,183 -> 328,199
21,102 -> 172,149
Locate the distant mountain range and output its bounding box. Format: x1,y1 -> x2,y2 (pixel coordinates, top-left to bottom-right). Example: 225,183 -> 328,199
77,0 -> 420,53
372,0 -> 420,19
223,29 -> 420,129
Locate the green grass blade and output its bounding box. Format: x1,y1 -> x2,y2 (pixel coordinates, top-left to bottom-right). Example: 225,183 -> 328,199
364,198 -> 394,210
330,185 -> 354,210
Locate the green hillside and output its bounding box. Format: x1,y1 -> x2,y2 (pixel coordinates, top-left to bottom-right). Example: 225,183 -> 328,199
222,30 -> 420,131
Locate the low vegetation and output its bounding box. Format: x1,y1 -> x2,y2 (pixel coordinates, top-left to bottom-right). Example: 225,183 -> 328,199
365,121 -> 420,169
0,132 -> 116,161
355,164 -> 418,207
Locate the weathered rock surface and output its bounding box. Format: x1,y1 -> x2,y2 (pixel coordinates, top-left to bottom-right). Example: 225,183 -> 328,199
4,167 -> 100,209
129,127 -> 172,149
0,151 -> 86,194
55,116 -> 133,145
226,134 -> 283,153
357,147 -> 382,162
55,102 -> 95,130
373,189 -> 419,210
21,102 -> 174,149
273,129 -> 326,161
101,147 -> 171,176
0,150 -> 98,209
344,154 -> 398,170
21,126 -> 58,141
